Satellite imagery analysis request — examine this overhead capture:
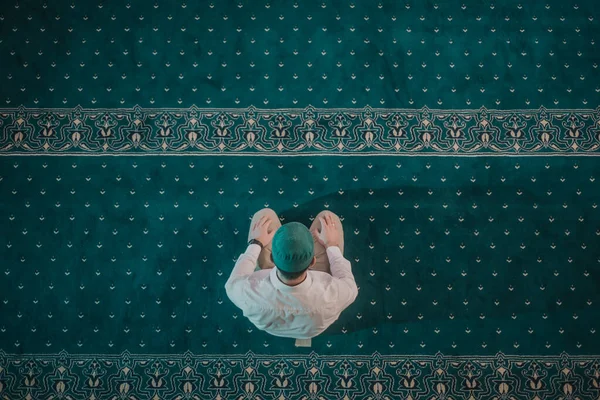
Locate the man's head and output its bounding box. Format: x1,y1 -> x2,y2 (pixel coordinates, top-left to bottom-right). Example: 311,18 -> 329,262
270,222 -> 315,283
271,253 -> 316,281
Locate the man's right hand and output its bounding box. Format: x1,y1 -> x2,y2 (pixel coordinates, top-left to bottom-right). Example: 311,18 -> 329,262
311,213 -> 340,248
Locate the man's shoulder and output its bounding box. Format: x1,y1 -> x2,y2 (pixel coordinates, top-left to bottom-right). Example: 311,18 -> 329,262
307,270 -> 335,282
251,268 -> 272,279
245,269 -> 272,287
308,269 -> 334,277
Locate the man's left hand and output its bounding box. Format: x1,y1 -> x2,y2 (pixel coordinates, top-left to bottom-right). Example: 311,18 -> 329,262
249,216 -> 276,247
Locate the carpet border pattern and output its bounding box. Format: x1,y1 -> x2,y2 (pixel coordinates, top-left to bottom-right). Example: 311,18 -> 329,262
1,351 -> 599,399
1,105 -> 600,155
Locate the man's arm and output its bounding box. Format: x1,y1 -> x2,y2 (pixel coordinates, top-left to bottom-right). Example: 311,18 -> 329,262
326,245 -> 359,308
224,244 -> 261,309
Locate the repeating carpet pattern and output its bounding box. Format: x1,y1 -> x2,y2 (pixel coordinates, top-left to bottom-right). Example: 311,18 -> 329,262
2,106 -> 600,154
1,0 -> 600,398
1,351 -> 600,400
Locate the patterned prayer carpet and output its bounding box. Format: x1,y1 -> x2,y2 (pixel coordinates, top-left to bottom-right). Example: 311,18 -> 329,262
1,0 -> 600,398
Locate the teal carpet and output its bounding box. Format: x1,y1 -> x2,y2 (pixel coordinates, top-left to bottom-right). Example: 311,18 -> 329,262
1,0 -> 600,398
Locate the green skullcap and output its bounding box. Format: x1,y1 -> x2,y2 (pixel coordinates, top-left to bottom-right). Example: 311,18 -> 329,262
271,222 -> 314,273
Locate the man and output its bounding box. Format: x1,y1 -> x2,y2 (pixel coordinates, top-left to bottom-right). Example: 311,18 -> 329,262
224,208 -> 358,340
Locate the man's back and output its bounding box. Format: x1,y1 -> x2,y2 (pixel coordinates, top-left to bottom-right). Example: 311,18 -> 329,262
225,245 -> 358,339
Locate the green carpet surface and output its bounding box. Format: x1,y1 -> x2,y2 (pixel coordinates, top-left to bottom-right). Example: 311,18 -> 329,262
0,0 -> 597,109
1,0 -> 600,398
1,154 -> 599,356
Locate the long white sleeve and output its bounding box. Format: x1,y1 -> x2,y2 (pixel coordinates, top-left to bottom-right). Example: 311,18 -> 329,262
224,244 -> 262,310
326,246 -> 359,309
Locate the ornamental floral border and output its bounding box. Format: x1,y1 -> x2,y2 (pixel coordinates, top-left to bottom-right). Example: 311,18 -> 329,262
1,105 -> 600,154
0,351 -> 599,399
